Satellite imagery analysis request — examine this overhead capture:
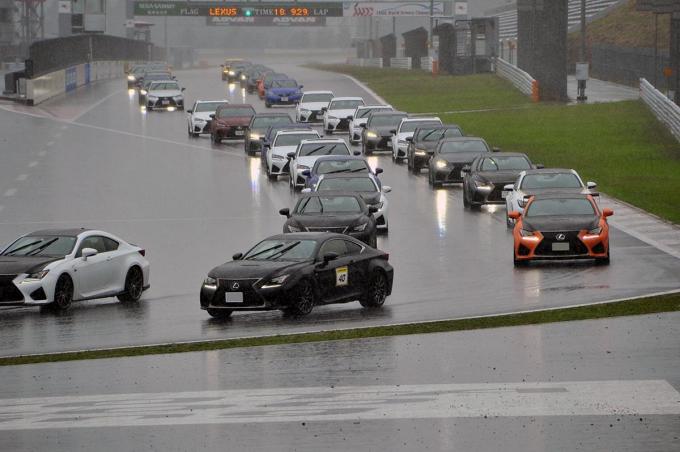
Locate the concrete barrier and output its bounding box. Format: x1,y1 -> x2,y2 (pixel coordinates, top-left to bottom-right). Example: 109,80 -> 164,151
390,57 -> 412,69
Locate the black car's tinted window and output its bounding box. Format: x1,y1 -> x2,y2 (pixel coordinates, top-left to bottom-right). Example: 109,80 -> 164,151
315,160 -> 369,175
244,239 -> 317,261
344,240 -> 363,255
318,239 -> 348,257
217,107 -> 255,118
480,156 -> 532,171
317,177 -> 377,193
400,120 -> 441,133
103,237 -> 119,252
368,115 -> 406,127
521,173 -> 582,190
526,198 -> 596,217
440,140 -> 489,154
357,107 -> 390,118
252,116 -> 293,128
2,236 -> 76,257
296,196 -> 362,214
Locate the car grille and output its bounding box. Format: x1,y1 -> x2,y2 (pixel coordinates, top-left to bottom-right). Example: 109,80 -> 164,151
305,226 -> 348,233
535,231 -> 589,256
151,97 -> 178,108
217,278 -> 264,307
227,126 -> 246,137
336,119 -> 349,130
0,275 -> 23,303
487,185 -> 505,202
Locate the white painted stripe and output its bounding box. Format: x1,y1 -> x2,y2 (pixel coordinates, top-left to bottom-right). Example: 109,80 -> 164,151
341,74 -> 388,105
0,380 -> 676,430
611,222 -> 680,260
15,174 -> 27,181
70,89 -> 122,122
3,188 -> 17,197
27,161 -> 38,168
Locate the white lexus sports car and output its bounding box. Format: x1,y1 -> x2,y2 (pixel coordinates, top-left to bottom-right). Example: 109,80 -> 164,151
288,138 -> 353,190
265,129 -> 320,180
322,97 -> 365,134
187,100 -> 229,137
391,117 -> 442,162
143,80 -> 185,111
348,104 -> 393,144
0,228 -> 150,311
295,91 -> 334,123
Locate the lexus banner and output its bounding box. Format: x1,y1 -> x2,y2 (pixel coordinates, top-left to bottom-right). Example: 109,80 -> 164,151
344,2 -> 444,17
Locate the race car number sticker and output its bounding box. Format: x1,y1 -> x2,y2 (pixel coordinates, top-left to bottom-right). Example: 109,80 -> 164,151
335,266 -> 348,287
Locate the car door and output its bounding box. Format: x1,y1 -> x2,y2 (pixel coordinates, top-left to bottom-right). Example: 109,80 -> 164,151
72,235 -> 110,299
101,237 -> 126,293
342,239 -> 367,299
314,239 -> 355,303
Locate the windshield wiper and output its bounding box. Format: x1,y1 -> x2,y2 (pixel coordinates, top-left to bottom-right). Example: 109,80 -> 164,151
305,146 -> 328,156
5,240 -> 43,256
326,169 -> 352,174
25,238 -> 59,256
421,130 -> 440,141
245,243 -> 284,260
265,241 -> 301,260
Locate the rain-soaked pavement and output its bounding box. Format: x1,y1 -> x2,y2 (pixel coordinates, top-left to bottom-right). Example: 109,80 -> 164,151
0,312 -> 678,451
0,57 -> 680,357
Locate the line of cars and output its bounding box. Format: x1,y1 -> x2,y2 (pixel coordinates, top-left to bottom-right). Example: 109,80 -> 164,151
127,62 -> 186,112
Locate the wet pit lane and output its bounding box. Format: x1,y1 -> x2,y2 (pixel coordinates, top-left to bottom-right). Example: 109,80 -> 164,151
1,58 -> 679,357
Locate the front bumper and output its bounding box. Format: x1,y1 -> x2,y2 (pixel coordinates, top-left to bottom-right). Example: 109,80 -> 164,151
0,274 -> 50,306
268,157 -> 290,175
326,118 -> 350,132
350,127 -> 363,142
267,94 -> 301,105
200,278 -> 289,312
298,110 -> 323,123
147,97 -> 184,110
432,163 -> 466,183
215,125 -> 247,139
514,230 -> 609,262
364,136 -> 391,152
191,120 -> 212,134
470,183 -> 505,204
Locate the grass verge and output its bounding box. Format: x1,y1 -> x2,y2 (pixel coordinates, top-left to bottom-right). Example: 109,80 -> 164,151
2,292 -> 679,367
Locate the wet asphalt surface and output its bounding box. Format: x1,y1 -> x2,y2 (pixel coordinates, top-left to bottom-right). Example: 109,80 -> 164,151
1,57 -> 680,357
0,312 -> 678,451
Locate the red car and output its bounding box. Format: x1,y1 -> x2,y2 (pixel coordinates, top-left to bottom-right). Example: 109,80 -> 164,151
210,104 -> 256,143
509,194 -> 613,266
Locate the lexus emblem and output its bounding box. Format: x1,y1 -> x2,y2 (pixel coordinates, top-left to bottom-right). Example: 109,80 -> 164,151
556,233 -> 566,241
231,282 -> 240,290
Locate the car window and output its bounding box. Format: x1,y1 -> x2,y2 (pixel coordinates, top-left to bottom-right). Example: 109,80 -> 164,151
103,237 -> 119,252
274,133 -> 317,147
195,102 -> 226,112
218,106 -> 255,118
368,114 -> 407,127
244,239 -> 317,261
329,100 -> 364,110
400,120 -> 441,133
298,143 -> 350,157
521,173 -> 583,190
344,240 -> 363,255
317,177 -> 378,192
302,93 -> 333,103
480,156 -> 532,171
358,107 -> 390,118
315,160 -> 369,175
442,127 -> 464,138
149,82 -> 179,91
318,239 -> 348,257
2,235 -> 76,257
439,140 -> 489,153
296,196 -> 362,214
252,116 -> 293,128
526,198 -> 596,217
271,80 -> 298,88
77,236 -> 108,256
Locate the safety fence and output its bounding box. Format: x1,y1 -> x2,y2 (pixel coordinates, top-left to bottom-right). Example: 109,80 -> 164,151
389,57 -> 412,70
346,57 -> 384,68
640,78 -> 680,143
495,57 -> 539,102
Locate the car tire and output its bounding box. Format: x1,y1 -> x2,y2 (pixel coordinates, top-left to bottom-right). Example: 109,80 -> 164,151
268,173 -> 278,181
513,251 -> 527,267
359,270 -> 388,308
212,133 -> 221,144
207,308 -> 233,319
285,279 -> 315,316
117,266 -> 144,303
51,274 -> 73,311
463,189 -> 471,207
596,249 -> 611,265
265,101 -> 271,108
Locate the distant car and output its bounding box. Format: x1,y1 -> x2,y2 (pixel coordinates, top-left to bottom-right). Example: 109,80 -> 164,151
142,80 -> 185,111
406,124 -> 465,172
259,73 -> 289,99
322,97 -> 365,134
510,194 -> 612,266
233,61 -> 253,85
280,192 -> 379,247
199,232 -> 393,318
127,63 -> 169,87
265,129 -> 320,180
288,138 -> 353,190
296,91 -> 334,123
504,168 -> 598,228
265,79 -> 303,108
391,117 -> 442,162
245,67 -> 272,94
136,71 -> 174,91
209,104 -> 256,143
245,113 -> 294,155
137,72 -> 174,102
0,228 -> 150,311
361,111 -> 408,155
348,105 -> 393,144
303,155 -> 383,189
462,152 -> 540,208
186,100 -> 228,137
428,137 -> 492,188
221,59 -> 250,82
309,173 -> 391,233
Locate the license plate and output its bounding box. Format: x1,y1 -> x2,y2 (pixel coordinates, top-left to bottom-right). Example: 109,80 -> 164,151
234,130 -> 244,136
281,96 -> 288,102
226,292 -> 244,303
552,242 -> 570,252
162,100 -> 170,105
501,191 -> 508,199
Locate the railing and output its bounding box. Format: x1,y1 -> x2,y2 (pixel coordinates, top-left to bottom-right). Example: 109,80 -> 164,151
640,78 -> 680,143
347,57 -> 383,68
495,57 -> 539,102
389,57 -> 412,69
420,57 -> 433,72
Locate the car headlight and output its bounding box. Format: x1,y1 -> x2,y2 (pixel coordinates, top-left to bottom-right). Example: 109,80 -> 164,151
204,276 -> 217,286
24,269 -> 49,281
372,202 -> 384,209
147,95 -> 158,101
173,95 -> 183,101
588,226 -> 602,235
228,71 -> 235,76
261,274 -> 289,289
240,74 -> 247,80
474,179 -> 492,189
297,165 -> 310,171
415,149 -> 428,156
435,159 -> 447,169
127,75 -> 135,81
272,154 -> 286,160
286,225 -> 302,233
140,89 -> 148,95
352,222 -> 368,232
250,132 -> 260,140
520,229 -> 535,237
366,131 -> 378,139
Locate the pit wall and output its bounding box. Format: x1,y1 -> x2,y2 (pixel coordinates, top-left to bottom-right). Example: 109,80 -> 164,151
26,61 -> 125,106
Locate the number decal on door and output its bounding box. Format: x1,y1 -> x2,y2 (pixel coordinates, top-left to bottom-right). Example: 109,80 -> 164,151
335,266 -> 348,287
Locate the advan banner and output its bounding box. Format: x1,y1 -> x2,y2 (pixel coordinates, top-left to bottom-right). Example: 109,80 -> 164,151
345,2 -> 444,17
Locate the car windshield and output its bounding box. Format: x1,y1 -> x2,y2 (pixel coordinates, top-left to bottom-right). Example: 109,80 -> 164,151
302,93 -> 333,103
526,198 -> 596,217
317,177 -> 377,192
400,120 -> 441,133
243,239 -> 316,261
296,196 -> 362,214
329,100 -> 364,110
316,160 -> 369,175
358,107 -> 390,118
480,156 -> 532,171
149,82 -> 179,91
2,235 -> 76,257
521,173 -> 583,190
217,106 -> 255,118
368,114 -> 406,127
299,143 -> 350,157
143,74 -> 171,82
271,80 -> 298,88
253,116 -> 293,128
274,133 -> 317,147
440,140 -> 489,153
417,127 -> 463,141
195,102 -> 226,112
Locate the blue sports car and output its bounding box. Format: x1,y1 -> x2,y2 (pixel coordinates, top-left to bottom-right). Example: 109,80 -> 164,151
265,79 -> 303,108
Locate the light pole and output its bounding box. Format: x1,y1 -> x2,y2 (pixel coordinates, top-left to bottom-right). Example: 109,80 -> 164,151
576,0 -> 588,101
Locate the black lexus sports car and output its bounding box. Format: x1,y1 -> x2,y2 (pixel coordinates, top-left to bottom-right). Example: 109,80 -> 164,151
200,232 -> 394,318
406,124 -> 464,172
361,111 -> 408,155
462,152 -> 541,207
244,113 -> 294,155
428,137 -> 492,187
280,192 -> 378,247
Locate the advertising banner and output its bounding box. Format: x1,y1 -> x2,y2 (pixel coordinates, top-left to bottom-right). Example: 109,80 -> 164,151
207,16 -> 326,26
344,2 -> 444,17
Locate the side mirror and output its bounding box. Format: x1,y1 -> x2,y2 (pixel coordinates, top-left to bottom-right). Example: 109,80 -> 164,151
461,165 -> 471,173
186,109 -> 193,114
390,129 -> 397,134
232,252 -> 243,261
360,124 -> 367,128
602,208 -> 614,217
181,87 -> 185,92
301,188 -> 312,193
346,116 -> 353,120
368,206 -> 379,214
535,163 -> 544,169
301,169 -> 311,177
586,181 -> 597,190
382,186 -> 392,193
299,85 -> 304,89
322,252 -> 339,264
287,152 -> 296,159
492,147 -> 502,152
279,208 -> 290,217
508,211 -> 521,220
209,114 -> 216,119
81,248 -> 98,260
353,150 -> 362,156
374,167 -> 383,175
503,184 -> 514,191
405,137 -> 413,142
321,107 -> 327,112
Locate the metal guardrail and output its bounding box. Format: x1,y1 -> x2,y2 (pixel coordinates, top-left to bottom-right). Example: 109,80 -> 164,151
347,57 -> 383,68
640,78 -> 680,143
495,57 -> 539,102
390,57 -> 412,69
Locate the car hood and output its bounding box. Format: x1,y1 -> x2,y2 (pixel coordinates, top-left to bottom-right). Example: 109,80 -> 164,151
522,215 -> 600,233
148,89 -> 182,97
291,213 -> 367,228
353,118 -> 369,127
215,116 -> 252,126
272,145 -> 297,157
209,260 -> 307,280
370,125 -> 399,137
295,156 -> 328,168
268,87 -> 301,96
357,192 -> 381,205
415,141 -> 438,151
397,132 -> 414,142
476,170 -> 525,185
192,112 -> 213,121
300,102 -> 329,111
440,151 -> 488,164
328,109 -> 354,118
0,256 -> 62,275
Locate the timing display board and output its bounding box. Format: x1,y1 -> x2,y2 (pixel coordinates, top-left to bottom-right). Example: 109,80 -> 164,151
206,15 -> 327,25
134,1 -> 344,17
